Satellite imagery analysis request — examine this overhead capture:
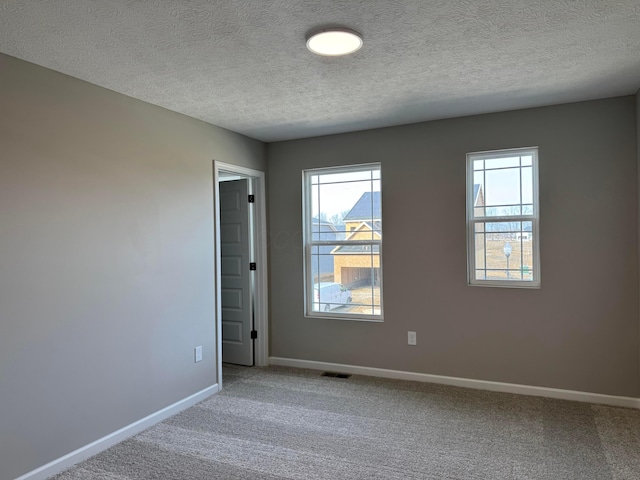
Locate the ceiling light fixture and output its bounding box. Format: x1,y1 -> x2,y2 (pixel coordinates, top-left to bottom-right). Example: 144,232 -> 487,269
306,28 -> 363,56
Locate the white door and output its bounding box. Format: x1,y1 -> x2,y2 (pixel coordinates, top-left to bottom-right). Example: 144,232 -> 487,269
220,179 -> 253,366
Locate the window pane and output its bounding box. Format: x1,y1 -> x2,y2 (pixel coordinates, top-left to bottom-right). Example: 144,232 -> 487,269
346,226 -> 380,241
311,244 -> 333,311
311,245 -> 380,315
312,281 -> 344,312
310,247 -> 336,284
475,233 -> 485,269
485,205 -> 521,217
519,237 -> 534,280
312,223 -> 340,242
483,221 -> 523,234
371,221 -> 382,237
472,173 -> 485,217
318,170 -> 372,184
339,250 -> 381,315
315,180 -> 376,226
485,156 -> 520,169
521,167 -> 533,204
472,222 -> 535,281
473,171 -> 484,186
372,179 -> 381,196
468,149 -> 538,286
305,164 -> 383,317
485,168 -> 520,207
483,234 -> 512,279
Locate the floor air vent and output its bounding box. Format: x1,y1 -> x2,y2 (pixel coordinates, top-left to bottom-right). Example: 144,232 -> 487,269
321,371 -> 351,379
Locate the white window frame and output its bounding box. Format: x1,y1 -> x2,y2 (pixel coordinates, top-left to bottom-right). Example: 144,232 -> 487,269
302,163 -> 383,321
466,147 -> 540,288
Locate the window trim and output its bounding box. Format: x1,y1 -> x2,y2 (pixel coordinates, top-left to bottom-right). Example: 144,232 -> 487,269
302,163 -> 384,321
466,147 -> 541,288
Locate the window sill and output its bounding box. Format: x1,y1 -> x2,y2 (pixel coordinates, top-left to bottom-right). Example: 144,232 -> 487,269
304,312 -> 384,323
468,280 -> 540,289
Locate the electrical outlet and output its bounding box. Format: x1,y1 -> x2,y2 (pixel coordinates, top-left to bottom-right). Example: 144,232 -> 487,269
194,346 -> 203,363
408,331 -> 417,346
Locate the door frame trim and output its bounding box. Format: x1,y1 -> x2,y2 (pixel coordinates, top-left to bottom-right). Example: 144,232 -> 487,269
213,161 -> 269,387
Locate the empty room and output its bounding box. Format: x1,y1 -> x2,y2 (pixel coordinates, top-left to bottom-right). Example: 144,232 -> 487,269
1,2 -> 640,479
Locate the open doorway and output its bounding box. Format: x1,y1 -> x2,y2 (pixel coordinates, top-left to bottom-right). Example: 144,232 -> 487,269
213,162 -> 268,389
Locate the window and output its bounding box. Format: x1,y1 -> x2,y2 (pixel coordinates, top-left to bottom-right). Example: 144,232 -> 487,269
303,164 -> 383,320
467,147 -> 540,287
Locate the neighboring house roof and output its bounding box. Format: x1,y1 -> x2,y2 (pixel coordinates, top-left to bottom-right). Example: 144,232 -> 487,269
312,220 -> 332,226
343,191 -> 381,222
311,218 -> 338,231
311,218 -> 338,243
473,184 -> 483,206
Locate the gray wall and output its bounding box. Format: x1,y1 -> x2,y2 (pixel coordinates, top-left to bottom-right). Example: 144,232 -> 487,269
267,96 -> 639,398
637,89 -> 640,393
0,53 -> 265,479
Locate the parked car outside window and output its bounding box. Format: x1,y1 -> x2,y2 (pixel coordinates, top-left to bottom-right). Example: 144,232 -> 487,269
313,282 -> 352,312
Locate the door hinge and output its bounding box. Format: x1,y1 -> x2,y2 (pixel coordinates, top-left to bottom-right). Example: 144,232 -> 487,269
248,194 -> 255,203
249,262 -> 257,271
250,330 -> 257,340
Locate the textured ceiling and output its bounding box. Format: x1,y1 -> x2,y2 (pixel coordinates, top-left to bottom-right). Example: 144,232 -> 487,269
1,1 -> 640,142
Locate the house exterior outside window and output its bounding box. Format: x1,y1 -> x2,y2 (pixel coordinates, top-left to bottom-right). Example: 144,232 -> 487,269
331,191 -> 381,287
302,164 -> 383,320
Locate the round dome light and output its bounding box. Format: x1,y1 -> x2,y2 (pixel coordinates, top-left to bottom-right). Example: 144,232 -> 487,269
306,28 -> 363,56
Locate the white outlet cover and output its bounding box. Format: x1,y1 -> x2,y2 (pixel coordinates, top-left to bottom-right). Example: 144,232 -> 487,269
408,331 -> 417,345
195,346 -> 203,363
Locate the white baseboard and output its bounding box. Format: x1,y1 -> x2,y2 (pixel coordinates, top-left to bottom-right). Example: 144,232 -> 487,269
269,357 -> 640,410
16,384 -> 219,480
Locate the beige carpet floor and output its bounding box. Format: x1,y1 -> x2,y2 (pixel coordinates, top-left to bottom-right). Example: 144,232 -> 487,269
51,365 -> 640,479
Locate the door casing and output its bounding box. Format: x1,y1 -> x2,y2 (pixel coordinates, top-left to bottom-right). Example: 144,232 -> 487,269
213,161 -> 269,389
